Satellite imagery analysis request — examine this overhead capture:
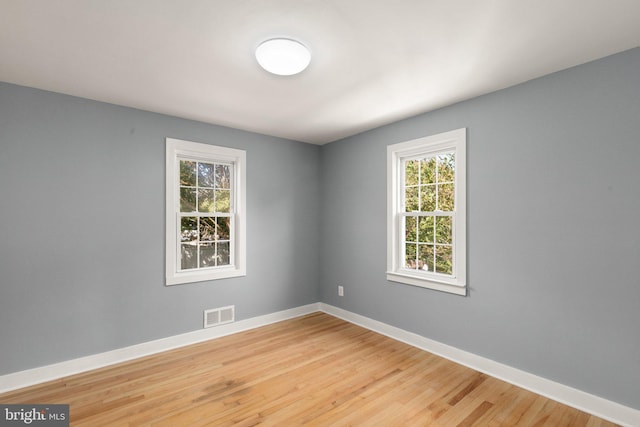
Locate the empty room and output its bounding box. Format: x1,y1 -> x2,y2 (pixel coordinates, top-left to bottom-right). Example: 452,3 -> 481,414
1,1 -> 639,426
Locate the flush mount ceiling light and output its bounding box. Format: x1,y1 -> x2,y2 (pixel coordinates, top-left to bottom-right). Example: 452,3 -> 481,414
255,38 -> 311,76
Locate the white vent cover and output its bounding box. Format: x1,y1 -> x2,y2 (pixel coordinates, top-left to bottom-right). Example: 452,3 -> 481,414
204,305 -> 235,328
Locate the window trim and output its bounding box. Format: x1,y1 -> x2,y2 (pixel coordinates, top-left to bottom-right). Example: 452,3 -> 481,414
165,138 -> 246,286
386,128 -> 466,296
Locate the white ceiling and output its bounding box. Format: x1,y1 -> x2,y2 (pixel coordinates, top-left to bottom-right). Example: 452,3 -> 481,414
1,1 -> 639,144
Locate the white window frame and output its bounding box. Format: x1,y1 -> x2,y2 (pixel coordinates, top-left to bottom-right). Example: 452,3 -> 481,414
387,128 -> 466,296
166,138 -> 246,285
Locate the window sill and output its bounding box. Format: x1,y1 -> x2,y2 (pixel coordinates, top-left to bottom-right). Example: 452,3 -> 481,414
386,271 -> 466,296
166,266 -> 246,286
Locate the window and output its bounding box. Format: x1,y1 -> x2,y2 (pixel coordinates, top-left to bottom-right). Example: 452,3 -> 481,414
387,128 -> 466,295
166,138 -> 246,285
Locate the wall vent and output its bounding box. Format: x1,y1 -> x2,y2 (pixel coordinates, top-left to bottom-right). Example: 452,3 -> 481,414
204,305 -> 235,328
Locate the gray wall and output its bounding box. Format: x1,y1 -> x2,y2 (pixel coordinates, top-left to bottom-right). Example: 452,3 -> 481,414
320,48 -> 640,409
0,82 -> 321,375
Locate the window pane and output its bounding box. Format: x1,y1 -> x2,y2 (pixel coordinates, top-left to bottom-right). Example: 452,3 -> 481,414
405,243 -> 417,269
216,217 -> 230,240
198,188 -> 215,212
438,183 -> 455,211
435,245 -> 453,275
181,217 -> 197,242
405,216 -> 417,242
199,217 -> 216,241
198,162 -> 216,188
419,244 -> 434,272
435,216 -> 452,244
180,160 -> 196,186
405,187 -> 419,212
217,242 -> 230,266
215,189 -> 230,213
215,164 -> 231,189
418,216 -> 434,243
420,157 -> 436,184
181,243 -> 197,270
420,185 -> 436,212
199,242 -> 216,267
180,188 -> 196,212
438,153 -> 455,183
405,160 -> 419,186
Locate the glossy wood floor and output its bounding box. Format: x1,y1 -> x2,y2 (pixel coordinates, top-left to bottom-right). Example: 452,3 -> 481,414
0,312 -> 618,426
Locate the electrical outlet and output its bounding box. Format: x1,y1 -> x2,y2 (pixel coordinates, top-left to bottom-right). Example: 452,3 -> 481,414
338,285 -> 344,296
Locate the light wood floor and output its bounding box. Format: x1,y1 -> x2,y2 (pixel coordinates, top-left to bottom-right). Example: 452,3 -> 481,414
0,312 -> 618,426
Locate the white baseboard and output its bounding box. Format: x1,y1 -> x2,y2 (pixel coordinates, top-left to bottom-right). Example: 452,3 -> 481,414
2,302 -> 638,426
319,303 -> 640,427
0,303 -> 320,394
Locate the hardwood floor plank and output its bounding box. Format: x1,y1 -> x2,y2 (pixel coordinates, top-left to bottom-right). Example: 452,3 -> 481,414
0,312 -> 619,426
457,400 -> 495,427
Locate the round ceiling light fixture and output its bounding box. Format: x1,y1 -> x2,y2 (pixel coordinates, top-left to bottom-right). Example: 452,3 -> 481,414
255,38 -> 311,76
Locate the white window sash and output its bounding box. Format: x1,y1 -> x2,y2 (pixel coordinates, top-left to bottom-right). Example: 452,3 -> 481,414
175,213 -> 235,273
